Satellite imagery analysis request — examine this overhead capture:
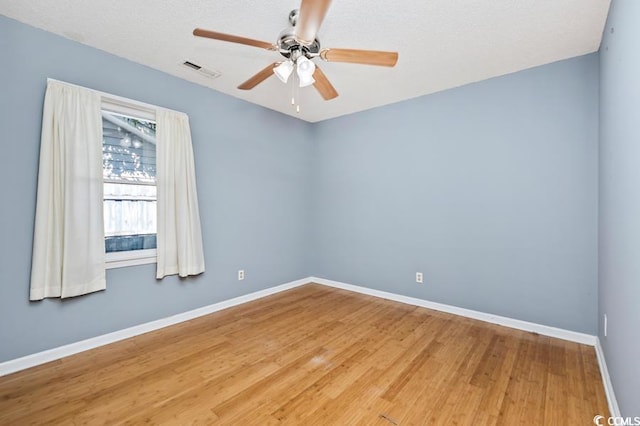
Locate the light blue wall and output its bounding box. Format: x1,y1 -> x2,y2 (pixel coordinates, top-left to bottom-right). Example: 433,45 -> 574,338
1,14 -> 604,368
0,15 -> 313,362
311,54 -> 599,334
599,0 -> 640,416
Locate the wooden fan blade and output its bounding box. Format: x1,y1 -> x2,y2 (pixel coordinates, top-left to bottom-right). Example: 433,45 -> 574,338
238,63 -> 279,90
320,48 -> 398,67
295,0 -> 332,45
193,28 -> 276,50
312,66 -> 338,100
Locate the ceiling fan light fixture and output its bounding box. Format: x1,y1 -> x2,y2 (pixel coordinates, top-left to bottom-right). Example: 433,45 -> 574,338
296,56 -> 316,87
273,60 -> 294,83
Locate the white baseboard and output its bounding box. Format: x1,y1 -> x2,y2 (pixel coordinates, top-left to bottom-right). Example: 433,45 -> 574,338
595,338 -> 621,417
0,277 -> 309,377
310,277 -> 598,346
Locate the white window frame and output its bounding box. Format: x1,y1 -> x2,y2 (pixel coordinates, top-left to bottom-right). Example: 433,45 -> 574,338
102,97 -> 158,270
105,248 -> 157,269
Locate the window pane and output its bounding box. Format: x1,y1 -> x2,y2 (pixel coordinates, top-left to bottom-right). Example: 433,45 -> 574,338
102,112 -> 156,183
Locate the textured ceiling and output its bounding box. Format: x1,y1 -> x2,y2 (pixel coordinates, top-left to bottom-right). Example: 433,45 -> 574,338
1,0 -> 610,122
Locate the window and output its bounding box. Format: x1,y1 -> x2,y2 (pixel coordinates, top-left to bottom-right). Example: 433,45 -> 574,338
102,104 -> 157,268
32,79 -> 204,300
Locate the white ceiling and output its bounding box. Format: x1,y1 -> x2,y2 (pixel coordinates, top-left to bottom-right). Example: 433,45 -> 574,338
1,0 -> 610,122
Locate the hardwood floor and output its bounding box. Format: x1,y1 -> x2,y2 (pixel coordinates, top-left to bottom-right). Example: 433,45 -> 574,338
0,284 -> 609,425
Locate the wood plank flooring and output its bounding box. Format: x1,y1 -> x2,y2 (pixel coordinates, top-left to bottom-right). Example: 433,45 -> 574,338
0,284 -> 609,425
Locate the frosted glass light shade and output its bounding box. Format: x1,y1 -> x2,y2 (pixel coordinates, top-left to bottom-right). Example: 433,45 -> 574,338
273,61 -> 294,83
296,57 -> 316,87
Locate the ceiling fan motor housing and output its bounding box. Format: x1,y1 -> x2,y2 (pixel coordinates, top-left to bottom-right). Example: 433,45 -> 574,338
277,9 -> 321,60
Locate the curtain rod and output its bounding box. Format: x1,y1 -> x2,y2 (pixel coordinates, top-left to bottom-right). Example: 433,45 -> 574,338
46,78 -> 184,116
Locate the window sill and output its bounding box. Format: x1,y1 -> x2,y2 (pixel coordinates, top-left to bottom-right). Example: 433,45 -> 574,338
106,249 -> 157,269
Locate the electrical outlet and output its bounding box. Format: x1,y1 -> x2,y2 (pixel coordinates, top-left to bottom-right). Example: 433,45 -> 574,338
604,313 -> 608,337
416,272 -> 423,284
238,270 -> 245,281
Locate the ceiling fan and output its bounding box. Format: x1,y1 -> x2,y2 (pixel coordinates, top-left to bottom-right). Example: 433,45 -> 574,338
193,0 -> 398,101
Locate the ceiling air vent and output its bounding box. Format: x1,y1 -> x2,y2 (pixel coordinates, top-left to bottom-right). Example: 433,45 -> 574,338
182,60 -> 221,80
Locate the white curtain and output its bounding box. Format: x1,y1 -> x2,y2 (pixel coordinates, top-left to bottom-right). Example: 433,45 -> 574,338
156,109 -> 205,278
30,80 -> 106,300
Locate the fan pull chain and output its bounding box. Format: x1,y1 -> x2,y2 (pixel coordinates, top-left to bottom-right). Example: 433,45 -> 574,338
291,72 -> 300,113
291,72 -> 296,106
